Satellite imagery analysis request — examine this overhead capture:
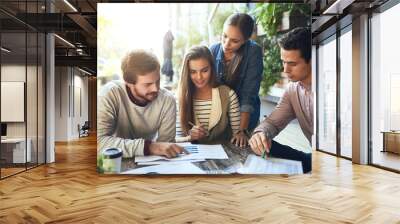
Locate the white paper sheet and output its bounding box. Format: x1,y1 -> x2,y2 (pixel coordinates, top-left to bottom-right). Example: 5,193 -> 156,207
134,143 -> 228,163
136,159 -> 205,166
237,154 -> 303,175
121,162 -> 206,174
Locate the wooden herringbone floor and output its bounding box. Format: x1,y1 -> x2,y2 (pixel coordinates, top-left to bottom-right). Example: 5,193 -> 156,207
1,134 -> 400,223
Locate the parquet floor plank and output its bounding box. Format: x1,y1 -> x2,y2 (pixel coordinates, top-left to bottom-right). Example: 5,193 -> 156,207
0,135 -> 399,223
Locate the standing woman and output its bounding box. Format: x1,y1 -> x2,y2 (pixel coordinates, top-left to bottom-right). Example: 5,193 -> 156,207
177,46 -> 242,144
210,13 -> 263,147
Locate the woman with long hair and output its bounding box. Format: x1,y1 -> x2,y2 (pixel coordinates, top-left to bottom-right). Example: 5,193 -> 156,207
210,13 -> 263,147
177,46 -> 241,144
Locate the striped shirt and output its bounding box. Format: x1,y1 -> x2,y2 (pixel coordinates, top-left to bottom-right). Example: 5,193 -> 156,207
176,89 -> 240,137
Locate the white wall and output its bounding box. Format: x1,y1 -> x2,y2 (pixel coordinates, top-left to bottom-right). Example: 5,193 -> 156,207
54,67 -> 89,141
0,65 -> 39,137
1,64 -> 46,164
72,73 -> 89,138
55,67 -> 68,141
1,65 -> 26,139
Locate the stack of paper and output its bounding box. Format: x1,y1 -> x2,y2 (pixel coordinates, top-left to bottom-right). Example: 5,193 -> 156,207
134,143 -> 228,165
237,154 -> 303,175
136,159 -> 205,166
121,162 -> 206,174
122,143 -> 228,174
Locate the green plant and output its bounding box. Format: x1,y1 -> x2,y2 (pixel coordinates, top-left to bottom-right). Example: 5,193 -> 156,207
253,3 -> 294,38
260,38 -> 282,95
97,155 -> 104,174
251,3 -> 310,96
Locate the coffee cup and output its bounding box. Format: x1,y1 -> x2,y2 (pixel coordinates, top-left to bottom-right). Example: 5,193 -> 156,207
102,148 -> 122,174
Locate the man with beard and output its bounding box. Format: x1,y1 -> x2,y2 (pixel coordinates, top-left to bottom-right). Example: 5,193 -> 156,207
248,27 -> 313,173
98,49 -> 184,158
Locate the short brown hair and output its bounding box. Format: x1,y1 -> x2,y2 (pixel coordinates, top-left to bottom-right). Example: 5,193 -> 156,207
121,49 -> 160,84
278,27 -> 311,63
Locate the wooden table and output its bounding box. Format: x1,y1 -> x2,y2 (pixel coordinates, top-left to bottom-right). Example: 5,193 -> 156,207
381,131 -> 400,154
121,142 -> 303,175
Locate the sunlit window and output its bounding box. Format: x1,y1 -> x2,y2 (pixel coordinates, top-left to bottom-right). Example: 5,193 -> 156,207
371,3 -> 400,171
339,29 -> 352,158
317,36 -> 337,154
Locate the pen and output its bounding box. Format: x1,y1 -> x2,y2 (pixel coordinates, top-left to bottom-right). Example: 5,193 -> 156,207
188,121 -> 209,136
262,150 -> 266,159
262,133 -> 270,159
262,145 -> 269,159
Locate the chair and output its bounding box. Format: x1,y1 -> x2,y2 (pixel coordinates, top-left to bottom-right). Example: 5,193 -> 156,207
78,121 -> 90,138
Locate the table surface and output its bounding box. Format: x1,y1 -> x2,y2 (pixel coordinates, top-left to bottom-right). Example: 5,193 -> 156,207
381,131 -> 400,134
121,142 -> 291,174
1,138 -> 27,143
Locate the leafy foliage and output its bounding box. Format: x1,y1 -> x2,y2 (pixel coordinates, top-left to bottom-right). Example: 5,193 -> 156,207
251,3 -> 310,96
260,38 -> 283,96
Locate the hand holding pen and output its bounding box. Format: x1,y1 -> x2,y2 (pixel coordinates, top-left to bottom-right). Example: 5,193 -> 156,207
248,132 -> 272,159
188,121 -> 208,141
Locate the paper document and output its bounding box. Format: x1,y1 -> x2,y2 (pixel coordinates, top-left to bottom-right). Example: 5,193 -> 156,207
136,159 -> 205,166
121,162 -> 206,174
135,143 -> 228,163
237,155 -> 303,175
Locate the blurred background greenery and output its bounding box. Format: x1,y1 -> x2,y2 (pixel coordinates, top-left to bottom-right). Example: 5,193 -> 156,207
98,3 -> 310,98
